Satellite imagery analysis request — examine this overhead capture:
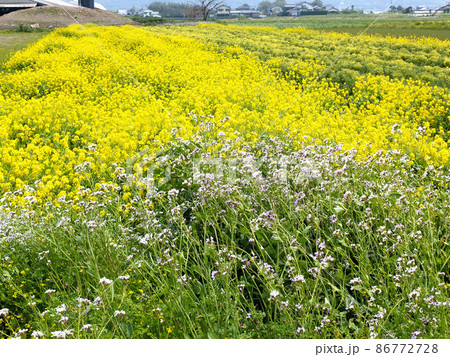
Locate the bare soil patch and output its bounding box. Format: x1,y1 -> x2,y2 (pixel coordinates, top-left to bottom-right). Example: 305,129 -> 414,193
0,6 -> 137,30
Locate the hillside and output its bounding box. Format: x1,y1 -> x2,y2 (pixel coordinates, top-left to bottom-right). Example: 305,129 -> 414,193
0,6 -> 136,29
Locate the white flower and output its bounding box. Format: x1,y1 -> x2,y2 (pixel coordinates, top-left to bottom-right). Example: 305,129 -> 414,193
32,330 -> 45,338
87,221 -> 98,229
17,329 -> 28,337
349,277 -> 362,290
99,277 -> 112,285
87,144 -> 97,151
391,123 -> 402,134
114,310 -> 126,317
269,290 -> 280,300
0,308 -> 9,317
292,275 -> 305,283
45,289 -> 56,294
59,316 -> 69,324
321,316 -> 330,326
343,191 -> 352,201
409,288 -> 421,299
118,275 -> 130,280
55,304 -> 68,313
168,189 -> 179,198
211,270 -> 219,280
76,297 -> 91,305
51,329 -> 74,339
81,324 -> 92,331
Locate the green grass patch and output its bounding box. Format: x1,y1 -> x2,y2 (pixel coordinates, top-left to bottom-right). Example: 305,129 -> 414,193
0,29 -> 51,65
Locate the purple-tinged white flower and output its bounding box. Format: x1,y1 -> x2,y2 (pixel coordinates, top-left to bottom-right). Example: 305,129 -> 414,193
114,310 -> 126,317
17,329 -> 28,337
349,277 -> 362,290
81,324 -> 92,331
292,275 -> 305,283
269,290 -> 280,301
99,277 -> 112,285
51,329 -> 74,339
32,331 -> 44,338
55,304 -> 68,313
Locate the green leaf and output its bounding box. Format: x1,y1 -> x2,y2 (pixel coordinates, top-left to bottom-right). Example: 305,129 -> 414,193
334,203 -> 346,214
207,331 -> 218,339
126,322 -> 133,339
240,226 -> 251,235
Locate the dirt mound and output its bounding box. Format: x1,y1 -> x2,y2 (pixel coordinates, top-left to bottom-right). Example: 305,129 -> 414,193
0,6 -> 137,30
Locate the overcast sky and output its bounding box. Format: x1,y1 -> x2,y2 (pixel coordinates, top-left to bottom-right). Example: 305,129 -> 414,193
95,0 -> 448,11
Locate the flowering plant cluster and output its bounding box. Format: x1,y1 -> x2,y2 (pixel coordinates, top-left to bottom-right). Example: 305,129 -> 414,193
0,25 -> 448,205
0,24 -> 448,339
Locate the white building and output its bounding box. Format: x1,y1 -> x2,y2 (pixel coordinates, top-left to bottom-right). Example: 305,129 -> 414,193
215,5 -> 231,18
139,9 -> 161,18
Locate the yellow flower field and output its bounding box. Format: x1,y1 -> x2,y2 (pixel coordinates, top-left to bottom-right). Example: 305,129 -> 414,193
0,23 -> 449,340
0,24 -> 448,204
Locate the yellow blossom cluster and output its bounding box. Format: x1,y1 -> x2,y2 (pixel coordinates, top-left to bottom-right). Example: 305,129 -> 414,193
0,24 -> 448,204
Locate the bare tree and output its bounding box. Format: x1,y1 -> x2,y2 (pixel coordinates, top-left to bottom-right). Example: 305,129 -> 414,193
191,0 -> 224,21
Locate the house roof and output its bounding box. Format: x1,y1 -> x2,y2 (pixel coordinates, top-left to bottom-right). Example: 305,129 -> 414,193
36,0 -> 78,7
0,0 -> 37,7
435,4 -> 450,11
230,10 -> 260,14
0,0 -> 106,9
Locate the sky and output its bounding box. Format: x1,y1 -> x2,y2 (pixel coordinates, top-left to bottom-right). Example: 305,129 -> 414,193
92,0 -> 448,12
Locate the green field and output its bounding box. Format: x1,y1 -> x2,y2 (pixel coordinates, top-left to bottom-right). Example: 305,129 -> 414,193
217,13 -> 450,40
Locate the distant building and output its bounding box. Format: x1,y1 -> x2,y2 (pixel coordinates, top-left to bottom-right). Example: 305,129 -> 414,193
139,9 -> 161,18
215,4 -> 231,18
0,0 -> 105,15
230,9 -> 262,18
117,9 -> 127,16
325,5 -> 339,13
70,1 -> 105,10
287,2 -> 321,16
411,6 -> 433,16
0,0 -> 37,17
269,5 -> 283,16
282,2 -> 339,16
211,5 -> 261,18
78,0 -> 92,8
210,2 -> 338,19
434,4 -> 450,14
